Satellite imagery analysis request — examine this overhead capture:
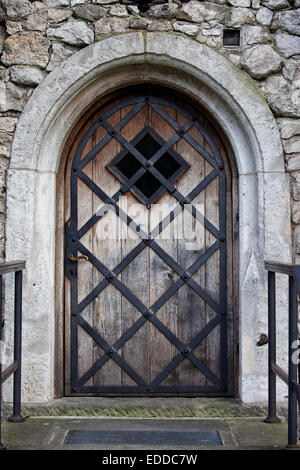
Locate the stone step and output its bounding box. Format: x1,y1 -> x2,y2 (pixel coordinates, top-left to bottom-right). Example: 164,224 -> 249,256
4,396 -> 288,419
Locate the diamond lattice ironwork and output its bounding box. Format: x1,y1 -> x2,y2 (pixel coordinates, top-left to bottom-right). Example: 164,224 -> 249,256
106,127 -> 190,206
66,93 -> 228,394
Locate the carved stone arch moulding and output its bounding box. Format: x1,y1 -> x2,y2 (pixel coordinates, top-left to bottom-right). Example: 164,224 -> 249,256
5,33 -> 291,403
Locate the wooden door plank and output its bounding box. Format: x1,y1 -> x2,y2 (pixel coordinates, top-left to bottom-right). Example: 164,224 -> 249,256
64,119 -> 97,394
176,117 -> 207,387
120,105 -> 149,387
149,104 -> 178,387
77,140 -> 95,387
92,109 -> 122,387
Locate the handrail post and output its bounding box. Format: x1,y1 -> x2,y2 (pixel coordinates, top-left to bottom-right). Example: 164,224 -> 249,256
0,274 -> 5,450
7,270 -> 24,424
286,275 -> 299,449
265,271 -> 281,423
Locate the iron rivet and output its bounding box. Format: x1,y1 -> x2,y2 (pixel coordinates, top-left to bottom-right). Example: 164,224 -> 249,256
183,274 -> 188,280
220,237 -> 225,242
146,387 -> 151,391
146,204 -> 151,209
70,270 -> 75,276
184,349 -> 189,355
72,311 -> 77,316
72,387 -> 77,392
73,167 -> 77,172
146,162 -> 151,168
109,348 -> 114,355
72,238 -> 76,242
111,129 -> 116,135
218,164 -> 224,170
179,128 -> 185,135
99,117 -> 103,122
109,274 -> 113,280
136,226 -> 140,232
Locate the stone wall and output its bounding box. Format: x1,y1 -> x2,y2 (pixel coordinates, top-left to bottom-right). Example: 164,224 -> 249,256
0,0 -> 299,261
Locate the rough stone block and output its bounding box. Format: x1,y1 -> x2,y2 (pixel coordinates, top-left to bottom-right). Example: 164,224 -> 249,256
0,66 -> 10,83
147,3 -> 178,19
256,6 -> 273,25
228,0 -> 251,6
47,8 -> 72,23
2,32 -> 50,68
2,0 -> 34,19
46,41 -> 78,71
0,81 -> 29,112
95,17 -> 129,34
0,117 -> 18,133
6,21 -> 23,35
271,9 -> 300,36
73,4 -> 106,21
282,136 -> 300,154
0,25 -> 6,54
227,7 -> 256,27
109,5 -> 128,17
24,15 -> 48,33
252,0 -> 261,8
129,17 -> 149,30
292,200 -> 300,223
242,24 -> 269,45
92,0 -> 118,4
241,44 -> 282,78
274,32 -> 300,58
277,118 -> 300,139
47,21 -> 94,46
293,224 -> 300,250
45,0 -> 70,6
173,22 -> 200,36
95,17 -> 111,34
261,0 -> 290,9
282,57 -> 300,83
177,1 -> 226,22
287,153 -> 300,172
10,66 -> 46,86
147,20 -> 172,31
261,75 -> 300,117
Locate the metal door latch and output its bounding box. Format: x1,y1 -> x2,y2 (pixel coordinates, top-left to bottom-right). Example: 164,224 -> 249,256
256,334 -> 268,347
69,254 -> 89,262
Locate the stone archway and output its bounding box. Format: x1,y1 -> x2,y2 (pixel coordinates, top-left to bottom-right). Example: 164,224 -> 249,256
6,32 -> 291,403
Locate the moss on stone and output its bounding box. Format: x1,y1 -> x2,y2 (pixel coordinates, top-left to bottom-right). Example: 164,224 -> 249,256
21,405 -> 269,419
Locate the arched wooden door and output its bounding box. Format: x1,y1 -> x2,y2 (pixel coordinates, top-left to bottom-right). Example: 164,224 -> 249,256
63,87 -> 236,396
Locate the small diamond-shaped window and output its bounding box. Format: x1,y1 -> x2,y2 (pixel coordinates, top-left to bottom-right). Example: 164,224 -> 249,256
106,127 -> 190,205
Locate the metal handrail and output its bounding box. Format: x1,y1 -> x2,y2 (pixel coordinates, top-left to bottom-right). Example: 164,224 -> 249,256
0,261 -> 25,450
265,261 -> 300,449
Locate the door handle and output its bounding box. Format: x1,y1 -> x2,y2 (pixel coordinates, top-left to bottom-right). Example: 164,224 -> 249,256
69,254 -> 89,262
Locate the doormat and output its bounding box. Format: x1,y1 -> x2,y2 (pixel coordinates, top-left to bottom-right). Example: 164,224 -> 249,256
64,430 -> 223,446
